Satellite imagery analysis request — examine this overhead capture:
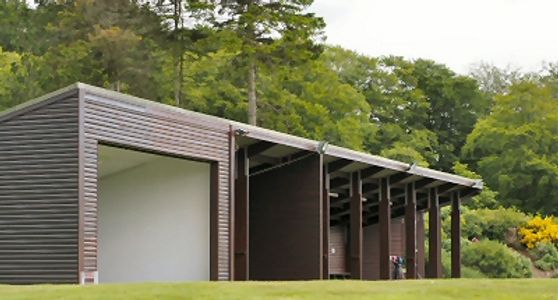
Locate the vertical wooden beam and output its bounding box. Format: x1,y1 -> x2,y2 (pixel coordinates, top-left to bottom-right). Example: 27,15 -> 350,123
416,212 -> 425,278
404,182 -> 417,279
451,191 -> 461,278
229,126 -> 236,281
379,177 -> 391,280
322,166 -> 330,279
349,171 -> 362,279
210,162 -> 219,280
234,148 -> 249,280
428,187 -> 442,278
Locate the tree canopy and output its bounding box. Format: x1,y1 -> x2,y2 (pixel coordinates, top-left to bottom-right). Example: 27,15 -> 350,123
464,82 -> 558,214
0,0 -> 557,215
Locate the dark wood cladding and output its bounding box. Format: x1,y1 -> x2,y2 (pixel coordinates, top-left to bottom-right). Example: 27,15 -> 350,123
416,212 -> 426,278
349,172 -> 362,279
249,154 -> 323,280
428,188 -> 442,278
451,192 -> 461,278
234,148 -> 249,280
0,91 -> 79,284
81,90 -> 232,280
362,218 -> 406,280
322,169 -> 330,279
378,177 -> 391,280
329,226 -> 347,275
405,182 -> 417,279
0,83 -> 476,284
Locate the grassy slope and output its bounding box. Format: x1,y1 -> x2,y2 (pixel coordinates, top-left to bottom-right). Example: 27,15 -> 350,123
1,280 -> 558,300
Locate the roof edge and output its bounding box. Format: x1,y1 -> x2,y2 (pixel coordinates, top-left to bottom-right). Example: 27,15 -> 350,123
79,82 -> 483,190
6,82 -> 482,191
0,83 -> 80,123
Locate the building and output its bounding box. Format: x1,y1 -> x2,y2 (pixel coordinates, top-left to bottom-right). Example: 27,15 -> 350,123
0,83 -> 482,284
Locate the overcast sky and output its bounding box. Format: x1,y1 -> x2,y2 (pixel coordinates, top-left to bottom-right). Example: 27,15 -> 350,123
310,0 -> 558,74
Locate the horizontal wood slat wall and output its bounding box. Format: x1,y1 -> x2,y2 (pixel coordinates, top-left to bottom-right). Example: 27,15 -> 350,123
81,91 -> 232,280
329,225 -> 347,275
0,92 -> 79,284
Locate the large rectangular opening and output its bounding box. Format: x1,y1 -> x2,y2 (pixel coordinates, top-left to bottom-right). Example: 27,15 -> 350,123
97,145 -> 210,283
248,154 -> 323,280
234,140 -> 324,280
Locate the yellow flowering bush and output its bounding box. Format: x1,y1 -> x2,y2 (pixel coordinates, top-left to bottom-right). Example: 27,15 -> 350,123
519,216 -> 558,249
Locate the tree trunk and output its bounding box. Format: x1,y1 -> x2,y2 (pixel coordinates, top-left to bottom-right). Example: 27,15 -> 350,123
173,0 -> 183,107
248,61 -> 257,125
174,54 -> 183,107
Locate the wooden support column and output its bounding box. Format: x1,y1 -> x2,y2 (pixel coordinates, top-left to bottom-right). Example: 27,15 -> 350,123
322,166 -> 330,279
379,177 -> 391,280
428,187 -> 442,278
404,182 -> 417,279
234,148 -> 249,280
451,191 -> 461,278
416,212 -> 425,278
349,171 -> 362,279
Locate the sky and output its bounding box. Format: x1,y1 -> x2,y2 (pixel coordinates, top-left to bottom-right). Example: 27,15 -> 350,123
310,0 -> 558,74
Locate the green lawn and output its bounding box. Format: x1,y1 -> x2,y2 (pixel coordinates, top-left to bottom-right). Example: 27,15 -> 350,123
2,279 -> 557,300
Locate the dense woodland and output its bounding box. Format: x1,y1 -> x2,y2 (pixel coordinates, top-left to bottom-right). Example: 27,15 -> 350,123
1,0 -> 558,278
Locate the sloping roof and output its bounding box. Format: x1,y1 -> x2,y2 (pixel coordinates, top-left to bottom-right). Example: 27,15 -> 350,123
0,82 -> 483,193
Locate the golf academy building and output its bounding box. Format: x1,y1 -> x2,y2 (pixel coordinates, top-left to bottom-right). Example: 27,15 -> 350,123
0,83 -> 482,284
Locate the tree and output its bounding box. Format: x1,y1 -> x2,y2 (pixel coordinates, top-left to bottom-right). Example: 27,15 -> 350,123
259,58 -> 373,150
0,0 -> 62,55
41,0 -> 171,100
147,0 -> 214,106
322,47 -> 438,166
179,44 -> 372,150
0,48 -> 22,111
463,82 -> 558,214
413,59 -> 490,170
204,0 -> 325,125
469,62 -> 526,95
452,162 -> 499,209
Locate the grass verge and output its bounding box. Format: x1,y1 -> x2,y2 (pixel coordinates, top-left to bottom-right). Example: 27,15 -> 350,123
1,279 -> 557,300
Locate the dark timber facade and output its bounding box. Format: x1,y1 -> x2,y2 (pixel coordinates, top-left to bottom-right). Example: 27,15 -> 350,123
0,83 -> 482,284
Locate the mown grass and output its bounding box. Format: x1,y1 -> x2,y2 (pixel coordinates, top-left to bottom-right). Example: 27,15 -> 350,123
1,279 -> 557,300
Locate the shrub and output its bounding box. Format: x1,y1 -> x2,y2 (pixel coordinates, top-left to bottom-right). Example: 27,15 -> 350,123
462,240 -> 532,278
519,215 -> 558,249
443,207 -> 529,243
438,241 -> 487,278
529,243 -> 558,271
461,266 -> 487,278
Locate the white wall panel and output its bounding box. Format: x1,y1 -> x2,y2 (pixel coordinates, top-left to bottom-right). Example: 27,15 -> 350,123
98,147 -> 210,282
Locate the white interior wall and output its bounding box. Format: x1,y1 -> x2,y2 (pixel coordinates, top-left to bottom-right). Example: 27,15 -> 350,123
98,147 -> 210,283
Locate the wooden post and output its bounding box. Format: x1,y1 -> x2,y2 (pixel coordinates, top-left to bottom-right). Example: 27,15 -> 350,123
379,177 -> 391,280
210,162 -> 219,280
350,171 -> 362,279
451,191 -> 461,278
323,166 -> 330,279
428,187 -> 442,278
416,212 -> 425,278
404,182 -> 417,279
234,148 -> 249,280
